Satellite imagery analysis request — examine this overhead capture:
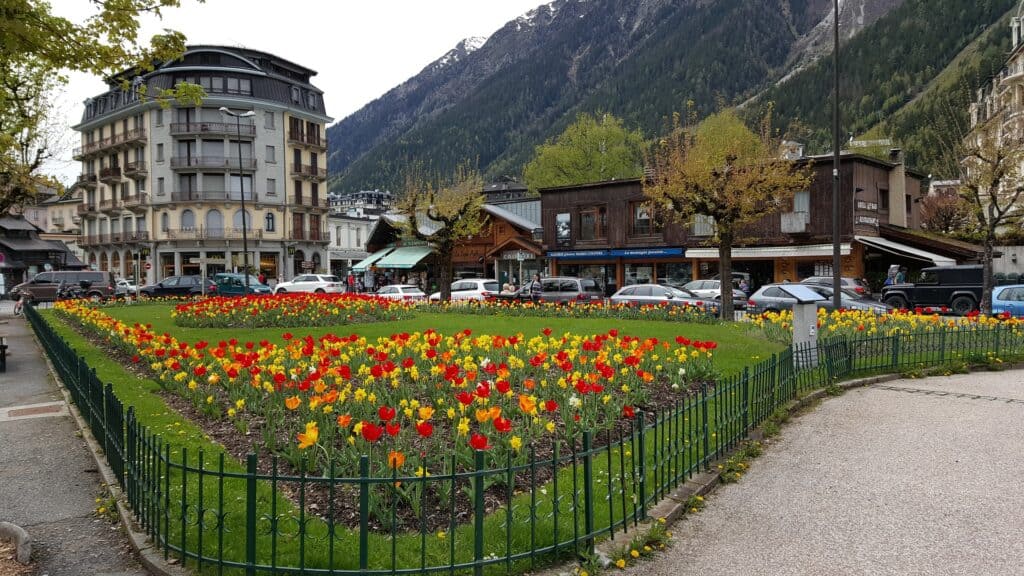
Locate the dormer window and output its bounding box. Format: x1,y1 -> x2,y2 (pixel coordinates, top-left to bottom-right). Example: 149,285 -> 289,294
291,86 -> 301,103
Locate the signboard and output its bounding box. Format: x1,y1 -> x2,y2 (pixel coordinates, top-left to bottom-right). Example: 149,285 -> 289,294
610,247 -> 684,258
547,249 -> 609,260
856,201 -> 879,211
856,216 -> 879,226
301,260 -> 315,270
501,250 -> 534,261
189,257 -> 227,265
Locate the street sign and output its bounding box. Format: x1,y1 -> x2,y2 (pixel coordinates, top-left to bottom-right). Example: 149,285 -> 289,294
144,262 -> 152,270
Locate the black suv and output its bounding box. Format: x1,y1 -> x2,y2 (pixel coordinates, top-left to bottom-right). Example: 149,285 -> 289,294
880,265 -> 982,315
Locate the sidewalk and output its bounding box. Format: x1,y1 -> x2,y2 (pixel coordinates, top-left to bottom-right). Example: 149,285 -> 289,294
0,307 -> 148,576
622,372 -> 1024,576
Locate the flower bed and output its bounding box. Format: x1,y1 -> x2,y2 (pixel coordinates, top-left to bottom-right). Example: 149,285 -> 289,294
58,300 -> 717,478
171,293 -> 415,328
753,307 -> 1021,343
432,298 -> 719,323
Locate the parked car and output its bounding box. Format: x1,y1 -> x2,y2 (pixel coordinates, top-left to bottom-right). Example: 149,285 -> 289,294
139,275 -> 217,298
429,279 -> 500,301
682,279 -> 748,309
212,273 -> 272,296
880,265 -> 982,315
801,276 -> 871,296
115,279 -> 138,297
272,274 -> 345,294
491,277 -> 604,304
375,284 -> 427,302
991,284 -> 1024,317
747,284 -> 891,315
609,284 -> 716,311
10,270 -> 115,302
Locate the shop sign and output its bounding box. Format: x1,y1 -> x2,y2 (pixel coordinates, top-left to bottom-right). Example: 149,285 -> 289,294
546,249 -> 610,260
301,260 -> 315,270
609,247 -> 684,258
856,216 -> 879,226
501,250 -> 534,261
856,201 -> 879,211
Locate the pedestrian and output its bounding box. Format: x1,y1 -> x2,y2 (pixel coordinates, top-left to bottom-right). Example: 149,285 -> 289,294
895,266 -> 907,284
739,278 -> 750,296
13,293 -> 26,316
258,271 -> 267,285
530,273 -> 542,303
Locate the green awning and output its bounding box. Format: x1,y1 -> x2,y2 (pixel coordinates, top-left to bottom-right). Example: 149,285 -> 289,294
374,245 -> 434,269
351,248 -> 394,272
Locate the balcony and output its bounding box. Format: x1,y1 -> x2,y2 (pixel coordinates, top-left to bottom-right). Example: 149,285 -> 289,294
51,216 -> 65,228
305,133 -> 327,150
169,190 -> 259,203
72,128 -> 147,160
290,163 -> 327,181
123,160 -> 147,177
290,229 -> 328,243
119,230 -> 150,244
77,203 -> 97,215
112,127 -> 147,150
98,198 -> 119,213
165,227 -> 264,241
287,130 -> 306,146
169,122 -> 256,138
170,156 -> 257,171
99,166 -> 122,183
122,193 -> 149,212
79,233 -> 111,246
76,173 -> 98,189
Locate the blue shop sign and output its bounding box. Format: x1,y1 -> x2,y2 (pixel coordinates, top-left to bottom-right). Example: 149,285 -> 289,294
546,249 -> 610,260
609,247 -> 685,258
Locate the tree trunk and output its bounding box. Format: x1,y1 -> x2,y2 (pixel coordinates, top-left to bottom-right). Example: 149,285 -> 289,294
438,244 -> 454,302
981,232 -> 995,315
719,228 -> 734,320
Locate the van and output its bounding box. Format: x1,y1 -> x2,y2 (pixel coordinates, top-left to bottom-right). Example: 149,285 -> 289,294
11,270 -> 116,302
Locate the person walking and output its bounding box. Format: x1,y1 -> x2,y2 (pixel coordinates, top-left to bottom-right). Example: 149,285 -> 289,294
530,273 -> 542,303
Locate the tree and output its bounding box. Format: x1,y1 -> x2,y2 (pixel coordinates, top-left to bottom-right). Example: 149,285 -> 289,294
0,0 -> 203,213
930,100 -> 1024,314
919,189 -> 976,235
644,108 -> 813,319
523,112 -> 644,194
397,167 -> 486,302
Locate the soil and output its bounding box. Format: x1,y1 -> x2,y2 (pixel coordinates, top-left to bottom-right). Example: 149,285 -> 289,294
0,542 -> 31,576
63,314 -> 714,533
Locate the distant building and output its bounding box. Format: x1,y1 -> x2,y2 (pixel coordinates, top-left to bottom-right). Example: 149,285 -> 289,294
483,177 -> 529,202
0,215 -> 84,294
72,45 -> 332,283
327,214 -> 372,276
329,189 -> 393,218
968,1 -> 1024,144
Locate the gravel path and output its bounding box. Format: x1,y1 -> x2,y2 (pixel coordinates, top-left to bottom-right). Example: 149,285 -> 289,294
621,372 -> 1024,576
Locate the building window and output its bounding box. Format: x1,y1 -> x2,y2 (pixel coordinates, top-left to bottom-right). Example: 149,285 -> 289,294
264,111 -> 275,129
161,212 -> 169,231
181,209 -> 195,230
136,179 -> 145,194
630,203 -> 653,236
691,214 -> 715,237
264,212 -> 275,232
905,194 -> 912,215
793,190 -> 810,214
556,213 -> 571,246
355,227 -> 361,247
579,206 -> 606,240
156,143 -> 164,162
157,177 -> 165,195
307,92 -> 317,108
335,226 -> 342,245
155,109 -> 163,126
265,145 -> 276,163
291,86 -> 301,103
879,189 -> 889,211
266,178 -> 277,196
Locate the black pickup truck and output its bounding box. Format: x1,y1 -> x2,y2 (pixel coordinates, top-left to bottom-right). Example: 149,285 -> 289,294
880,265 -> 982,315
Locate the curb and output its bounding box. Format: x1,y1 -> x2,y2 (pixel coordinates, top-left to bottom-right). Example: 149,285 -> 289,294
0,521 -> 32,564
31,328 -> 190,576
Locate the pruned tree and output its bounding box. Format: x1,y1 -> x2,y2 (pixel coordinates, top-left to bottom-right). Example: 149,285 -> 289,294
397,166 -> 486,301
645,107 -> 812,319
919,189 -> 976,236
930,97 -> 1024,314
524,112 -> 644,194
1,0 -> 203,212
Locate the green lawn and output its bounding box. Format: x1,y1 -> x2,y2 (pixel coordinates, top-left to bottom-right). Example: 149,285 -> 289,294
103,303 -> 782,376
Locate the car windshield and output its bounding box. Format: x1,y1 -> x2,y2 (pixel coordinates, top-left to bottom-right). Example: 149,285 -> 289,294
483,282 -> 499,291
322,276 -> 340,283
669,287 -> 696,298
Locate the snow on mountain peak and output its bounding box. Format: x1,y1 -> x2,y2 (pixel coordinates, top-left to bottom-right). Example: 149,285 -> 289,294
463,36 -> 487,52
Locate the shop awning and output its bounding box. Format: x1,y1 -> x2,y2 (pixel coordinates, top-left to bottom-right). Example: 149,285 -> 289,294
686,244 -> 851,259
351,248 -> 394,272
374,245 -> 434,269
855,235 -> 956,266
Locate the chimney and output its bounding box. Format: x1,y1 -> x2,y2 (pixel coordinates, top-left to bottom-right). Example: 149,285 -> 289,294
887,149 -> 907,227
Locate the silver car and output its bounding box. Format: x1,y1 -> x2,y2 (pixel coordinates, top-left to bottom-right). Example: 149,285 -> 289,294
610,284 -> 716,311
682,279 -> 748,309
748,284 -> 891,315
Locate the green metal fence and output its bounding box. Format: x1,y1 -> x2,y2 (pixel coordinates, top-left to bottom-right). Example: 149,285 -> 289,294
25,305 -> 1024,575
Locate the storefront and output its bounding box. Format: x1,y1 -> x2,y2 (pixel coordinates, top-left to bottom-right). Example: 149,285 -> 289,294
548,247 -> 688,295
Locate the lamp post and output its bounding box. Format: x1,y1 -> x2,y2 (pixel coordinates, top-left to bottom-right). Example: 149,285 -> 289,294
219,107 -> 255,293
831,0 -> 842,310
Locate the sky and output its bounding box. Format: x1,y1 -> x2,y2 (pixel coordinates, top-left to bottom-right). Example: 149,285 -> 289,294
46,0 -> 545,184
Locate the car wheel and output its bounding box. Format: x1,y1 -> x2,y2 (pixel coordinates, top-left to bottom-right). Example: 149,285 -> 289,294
950,296 -> 976,316
88,292 -> 103,303
884,295 -> 908,310
277,288 -> 287,293
315,288 -> 325,294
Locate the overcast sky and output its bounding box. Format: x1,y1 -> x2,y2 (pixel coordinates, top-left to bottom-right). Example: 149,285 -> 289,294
47,0 -> 544,184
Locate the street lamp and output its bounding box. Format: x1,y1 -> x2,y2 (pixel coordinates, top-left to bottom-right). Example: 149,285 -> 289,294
831,0 -> 842,309
219,107 -> 255,293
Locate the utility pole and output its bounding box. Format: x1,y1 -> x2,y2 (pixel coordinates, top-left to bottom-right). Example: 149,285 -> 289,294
831,0 -> 842,310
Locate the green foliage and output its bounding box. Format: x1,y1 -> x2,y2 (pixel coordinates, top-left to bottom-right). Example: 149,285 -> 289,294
523,112 -> 644,193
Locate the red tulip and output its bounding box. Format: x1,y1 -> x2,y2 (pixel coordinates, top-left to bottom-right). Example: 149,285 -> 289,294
542,328 -> 552,336
493,417 -> 512,434
415,421 -> 433,438
475,382 -> 491,399
469,433 -> 491,451
496,379 -> 510,394
386,422 -> 401,437
456,391 -> 474,406
622,406 -> 635,419
378,405 -> 396,421
361,422 -> 384,443
544,400 -> 558,412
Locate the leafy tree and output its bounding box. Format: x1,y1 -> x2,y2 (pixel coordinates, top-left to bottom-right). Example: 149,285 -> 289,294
0,0 -> 203,213
931,102 -> 1024,314
397,167 -> 485,302
522,112 -> 645,193
920,189 -> 976,235
645,108 -> 812,319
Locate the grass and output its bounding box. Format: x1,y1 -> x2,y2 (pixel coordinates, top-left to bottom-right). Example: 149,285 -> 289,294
38,304 -> 789,575
102,302 -> 783,376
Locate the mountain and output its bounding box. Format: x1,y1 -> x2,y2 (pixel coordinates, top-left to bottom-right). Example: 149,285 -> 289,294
325,0 -> 985,193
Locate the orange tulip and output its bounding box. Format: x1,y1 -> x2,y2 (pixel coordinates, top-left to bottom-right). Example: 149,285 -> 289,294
387,450 -> 406,469
285,396 -> 301,410
297,421 -> 319,449
518,394 -> 537,416
336,414 -> 352,428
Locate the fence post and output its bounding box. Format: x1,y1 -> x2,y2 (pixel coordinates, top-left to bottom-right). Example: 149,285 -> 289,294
700,386 -> 710,469
995,325 -> 1002,358
582,431 -> 595,555
742,367 -> 750,433
891,333 -> 900,370
358,455 -> 369,572
939,330 -> 946,364
245,453 -> 257,576
473,450 -> 486,576
636,411 -> 648,520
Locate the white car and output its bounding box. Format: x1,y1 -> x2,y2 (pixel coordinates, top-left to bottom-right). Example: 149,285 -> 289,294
682,279 -> 748,309
429,278 -> 500,301
375,284 -> 427,302
115,279 -> 138,296
273,274 -> 345,294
